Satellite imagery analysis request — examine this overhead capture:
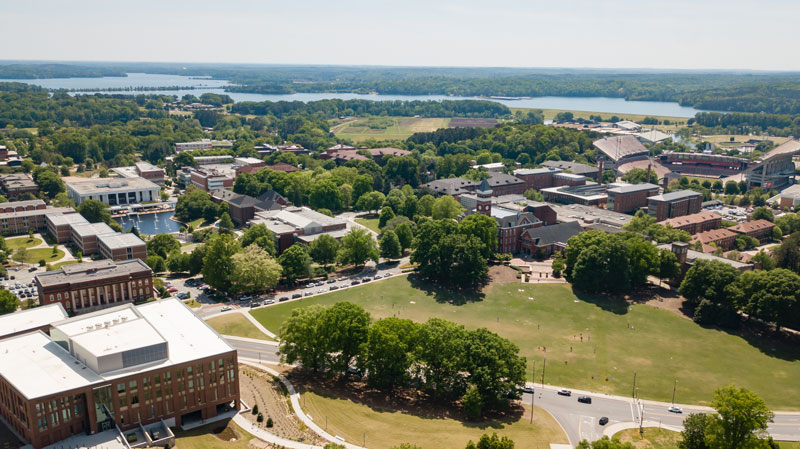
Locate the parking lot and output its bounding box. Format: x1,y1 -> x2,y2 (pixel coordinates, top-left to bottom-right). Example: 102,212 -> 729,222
2,264 -> 51,306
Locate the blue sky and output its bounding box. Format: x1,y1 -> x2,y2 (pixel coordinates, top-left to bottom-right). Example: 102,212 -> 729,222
3,0 -> 798,70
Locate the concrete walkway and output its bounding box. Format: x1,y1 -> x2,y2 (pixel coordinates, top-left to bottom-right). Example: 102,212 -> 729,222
240,309 -> 278,339
222,335 -> 278,346
240,359 -> 367,449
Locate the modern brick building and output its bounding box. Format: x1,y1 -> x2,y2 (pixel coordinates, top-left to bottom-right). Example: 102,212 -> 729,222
97,233 -> 148,261
66,177 -> 160,206
35,260 -> 153,315
188,168 -> 234,192
0,173 -> 39,198
514,167 -> 562,190
729,219 -> 776,243
481,173 -> 527,196
250,207 -> 348,254
134,162 -> 166,186
0,299 -> 239,449
541,160 -> 600,179
211,189 -> 289,225
0,304 -> 67,340
70,222 -> 117,256
659,211 -> 722,235
606,183 -> 660,214
647,190 -> 703,221
47,213 -> 90,243
520,221 -> 584,256
553,172 -> 587,187
0,201 -> 76,236
233,157 -> 265,176
692,228 -> 738,251
541,183 -> 609,207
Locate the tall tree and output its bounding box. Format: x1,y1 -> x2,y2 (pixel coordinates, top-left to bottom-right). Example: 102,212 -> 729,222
230,245 -> 282,293
279,306 -> 327,371
146,233 -> 180,259
362,317 -> 418,390
460,213 -> 498,257
432,195 -> 464,220
0,290 -> 17,315
239,223 -> 276,255
379,230 -> 402,260
77,199 -> 112,224
338,228 -> 379,267
310,234 -> 340,268
705,386 -> 774,449
378,206 -> 396,229
201,234 -> 240,292
679,413 -> 711,449
317,302 -> 371,375
394,222 -> 414,251
218,212 -> 235,233
278,243 -> 311,284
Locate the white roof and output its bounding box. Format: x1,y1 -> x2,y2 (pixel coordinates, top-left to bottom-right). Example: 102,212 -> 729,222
66,177 -> 159,195
98,232 -> 146,250
47,213 -> 89,227
0,299 -> 233,399
70,222 -> 116,238
0,304 -> 68,339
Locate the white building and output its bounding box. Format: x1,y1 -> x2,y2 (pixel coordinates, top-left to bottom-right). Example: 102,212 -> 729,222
66,177 -> 161,206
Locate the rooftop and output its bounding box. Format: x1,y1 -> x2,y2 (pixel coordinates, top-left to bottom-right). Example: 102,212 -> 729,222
593,135 -> 649,162
135,161 -> 163,173
693,228 -> 737,244
514,167 -> 562,176
0,298 -> 234,400
541,160 -> 599,175
650,190 -> 702,202
47,213 -> 89,227
729,219 -> 775,233
522,221 -> 584,246
608,183 -> 660,194
0,199 -> 45,208
36,259 -> 150,289
97,232 -> 147,250
0,206 -> 75,220
554,173 -> 587,180
66,177 -> 159,194
659,211 -> 722,228
0,304 -> 68,339
70,222 -> 116,238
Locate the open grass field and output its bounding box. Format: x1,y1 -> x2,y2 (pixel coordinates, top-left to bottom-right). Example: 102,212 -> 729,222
13,247 -> 64,264
300,389 -> 567,449
206,313 -> 271,340
6,236 -> 42,251
354,215 -> 381,233
173,420 -> 255,449
510,108 -> 688,132
613,428 -> 681,449
779,442 -> 800,449
47,260 -> 79,271
251,275 -> 800,409
331,116 -> 451,142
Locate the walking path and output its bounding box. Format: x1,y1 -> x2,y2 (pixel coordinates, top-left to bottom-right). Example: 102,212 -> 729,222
240,309 -> 278,339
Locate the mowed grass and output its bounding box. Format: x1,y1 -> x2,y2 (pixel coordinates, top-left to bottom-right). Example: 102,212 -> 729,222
47,260 -> 79,271
13,248 -> 64,264
510,108 -> 687,132
252,275 -> 800,409
6,237 -> 42,251
613,428 -> 681,449
300,390 -> 567,449
173,420 -> 254,449
779,442 -> 800,449
354,215 -> 381,233
206,313 -> 272,341
331,116 -> 450,142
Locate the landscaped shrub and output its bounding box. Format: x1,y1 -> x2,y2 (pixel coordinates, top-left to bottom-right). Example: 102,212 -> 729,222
266,417 -> 273,428
256,412 -> 264,423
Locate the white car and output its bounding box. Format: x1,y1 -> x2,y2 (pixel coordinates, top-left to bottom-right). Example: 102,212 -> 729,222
221,306 -> 232,312
668,406 -> 683,414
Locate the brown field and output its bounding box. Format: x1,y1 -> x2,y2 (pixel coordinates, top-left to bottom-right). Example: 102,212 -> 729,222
450,117 -> 499,128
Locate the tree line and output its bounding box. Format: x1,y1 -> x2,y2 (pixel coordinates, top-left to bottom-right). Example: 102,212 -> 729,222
279,302 -> 526,420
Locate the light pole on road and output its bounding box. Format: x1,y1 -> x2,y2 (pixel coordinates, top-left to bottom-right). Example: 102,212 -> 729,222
672,379 -> 678,405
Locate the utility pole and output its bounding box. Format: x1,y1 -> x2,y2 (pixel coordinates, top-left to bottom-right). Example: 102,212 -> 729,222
672,379 -> 678,405
541,358 -> 546,386
632,372 -> 637,399
530,361 -> 535,424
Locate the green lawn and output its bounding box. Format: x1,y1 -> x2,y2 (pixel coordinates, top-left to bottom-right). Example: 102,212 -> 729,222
300,389 -> 567,449
184,299 -> 201,308
6,237 -> 42,251
206,313 -> 272,341
331,116 -> 451,142
13,248 -> 64,264
47,260 -> 80,271
780,442 -> 800,449
354,215 -> 381,233
251,275 -> 800,409
173,420 -> 255,449
509,108 -> 688,132
613,428 -> 681,449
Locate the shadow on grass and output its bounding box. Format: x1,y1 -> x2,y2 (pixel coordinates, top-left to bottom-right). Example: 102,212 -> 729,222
290,370 -> 523,427
571,287 -> 630,315
408,273 -> 486,305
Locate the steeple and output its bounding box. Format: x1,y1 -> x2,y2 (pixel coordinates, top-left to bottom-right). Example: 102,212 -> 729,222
476,178 -> 492,216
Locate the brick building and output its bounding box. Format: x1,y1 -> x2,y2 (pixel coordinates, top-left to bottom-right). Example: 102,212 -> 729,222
188,168 -> 234,192
0,304 -> 68,340
514,167 -> 562,190
249,207 -> 348,254
35,260 -> 153,315
47,213 -> 90,243
98,233 -> 148,261
233,157 -> 265,176
541,184 -> 609,206
520,221 -> 584,256
606,183 -> 659,214
0,299 -> 239,449
211,189 -> 289,225
0,201 -> 76,236
658,211 -> 722,235
692,228 -> 738,251
0,174 -> 39,198
729,219 -> 776,243
134,162 -> 166,185
69,222 -> 117,256
553,172 -> 587,187
647,190 -> 703,221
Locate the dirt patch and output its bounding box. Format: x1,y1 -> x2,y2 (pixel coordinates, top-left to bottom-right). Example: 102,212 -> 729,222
486,265 -> 519,288
288,368 -> 523,423
239,366 -> 323,445
622,284 -> 693,320
211,423 -> 240,442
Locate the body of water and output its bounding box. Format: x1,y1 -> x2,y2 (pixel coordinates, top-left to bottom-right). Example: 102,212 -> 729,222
1,73 -> 704,118
115,211 -> 183,235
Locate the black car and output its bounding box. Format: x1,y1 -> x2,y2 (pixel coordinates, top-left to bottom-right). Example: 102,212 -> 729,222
327,279 -> 336,284
578,396 -> 592,404
351,280 -> 361,286
362,277 -> 371,282
28,267 -> 37,272
279,296 -> 289,302
292,293 -> 302,299
599,417 -> 608,425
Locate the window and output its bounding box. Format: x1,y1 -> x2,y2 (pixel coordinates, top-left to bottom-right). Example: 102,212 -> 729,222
129,380 -> 137,391
131,395 -> 139,406
165,372 -> 171,382
188,380 -> 194,390
187,366 -> 192,376
119,397 -> 128,408
117,383 -> 126,394
154,375 -> 161,385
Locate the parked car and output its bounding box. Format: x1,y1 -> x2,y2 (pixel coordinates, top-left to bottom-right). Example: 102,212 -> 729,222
330,285 -> 339,290
668,406 -> 683,414
305,291 -> 313,297
374,274 -> 382,279
221,306 -> 232,311
167,287 -> 178,293
250,301 -> 261,308
599,417 -> 609,425
292,293 -> 302,299
279,296 -> 289,302
28,267 -> 37,272
557,389 -> 572,396
521,386 -> 534,394
327,279 -> 336,284
351,280 -> 361,286
363,277 -> 372,282
577,396 -> 592,404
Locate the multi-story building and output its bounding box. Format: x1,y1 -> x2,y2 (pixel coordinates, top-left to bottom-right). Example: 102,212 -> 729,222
593,135 -> 649,171
0,173 -> 40,198
0,298 -> 239,449
729,219 -> 776,244
553,172 -> 587,187
47,213 -> 90,243
520,221 -> 584,256
514,167 -> 562,190
692,228 -> 738,252
541,160 -> 600,179
421,173 -> 525,198
98,233 -> 148,261
0,200 -> 76,236
35,260 -> 153,315
188,168 -> 234,192
211,189 -> 288,225
659,211 -> 722,235
66,178 -> 160,206
69,222 -> 117,256
135,162 -> 166,186
541,183 -> 609,207
606,183 -> 660,214
174,139 -> 233,153
249,207 -> 348,254
0,145 -> 7,160
647,190 -> 703,221
233,157 -> 265,176
745,140 -> 800,190
0,304 -> 67,340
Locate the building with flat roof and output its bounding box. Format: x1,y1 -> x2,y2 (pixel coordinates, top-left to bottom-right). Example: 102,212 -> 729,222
98,232 -> 148,261
553,172 -> 587,187
0,201 -> 76,236
606,183 -> 660,214
0,298 -> 239,449
471,162 -> 506,173
249,206 -> 348,254
66,178 -> 160,206
174,139 -> 233,152
35,260 -> 153,315
69,222 -> 117,256
111,163 -> 166,186
0,304 -> 68,340
47,213 -> 90,243
647,190 -> 703,221
659,211 -> 722,235
541,160 -> 600,178
210,189 -> 288,225
0,173 -> 39,198
541,183 -> 610,206
514,167 -> 562,190
188,168 -> 234,192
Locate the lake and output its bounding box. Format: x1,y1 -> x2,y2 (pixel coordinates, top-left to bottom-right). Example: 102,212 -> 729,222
115,211 -> 183,235
1,73 -> 704,118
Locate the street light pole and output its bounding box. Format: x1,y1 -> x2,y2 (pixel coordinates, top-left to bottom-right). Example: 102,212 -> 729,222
530,361 -> 535,424
672,379 -> 677,405
632,372 -> 637,399
541,358 -> 546,387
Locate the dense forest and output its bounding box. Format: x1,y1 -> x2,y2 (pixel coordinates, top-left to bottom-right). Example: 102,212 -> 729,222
692,111 -> 800,138
0,63 -> 127,79
230,99 -> 510,118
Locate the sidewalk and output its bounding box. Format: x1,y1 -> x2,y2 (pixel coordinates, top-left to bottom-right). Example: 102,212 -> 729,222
240,309 -> 278,339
